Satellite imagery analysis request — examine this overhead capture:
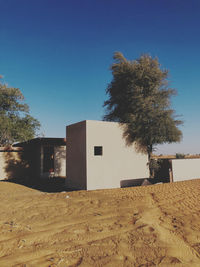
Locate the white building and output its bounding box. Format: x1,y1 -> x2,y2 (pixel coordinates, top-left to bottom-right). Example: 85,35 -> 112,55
66,120 -> 149,190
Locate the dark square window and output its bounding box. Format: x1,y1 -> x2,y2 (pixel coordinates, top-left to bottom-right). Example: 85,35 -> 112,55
94,146 -> 103,156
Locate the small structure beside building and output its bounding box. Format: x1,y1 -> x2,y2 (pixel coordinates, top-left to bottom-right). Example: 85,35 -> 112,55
66,120 -> 149,190
14,138 -> 66,178
154,156 -> 200,183
171,158 -> 200,182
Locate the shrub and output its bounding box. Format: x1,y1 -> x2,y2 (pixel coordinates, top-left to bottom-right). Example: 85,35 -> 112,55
175,153 -> 185,159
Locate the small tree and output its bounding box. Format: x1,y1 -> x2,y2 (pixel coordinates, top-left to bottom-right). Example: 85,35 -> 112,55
0,77 -> 40,145
103,52 -> 183,176
175,153 -> 185,159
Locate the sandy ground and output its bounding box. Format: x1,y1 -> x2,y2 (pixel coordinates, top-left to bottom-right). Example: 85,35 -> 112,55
0,180 -> 200,267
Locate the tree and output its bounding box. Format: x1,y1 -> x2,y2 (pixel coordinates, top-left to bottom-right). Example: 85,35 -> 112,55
175,153 -> 185,159
0,77 -> 41,145
103,52 -> 183,176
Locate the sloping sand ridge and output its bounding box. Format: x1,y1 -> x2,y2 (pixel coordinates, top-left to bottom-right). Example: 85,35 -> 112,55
0,179 -> 200,266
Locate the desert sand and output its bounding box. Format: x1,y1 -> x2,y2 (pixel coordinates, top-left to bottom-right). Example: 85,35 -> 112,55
0,179 -> 200,267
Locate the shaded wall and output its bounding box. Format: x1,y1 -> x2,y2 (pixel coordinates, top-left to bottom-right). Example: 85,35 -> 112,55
1,144 -> 66,181
23,145 -> 41,179
0,147 -> 27,180
66,121 -> 87,189
0,145 -> 42,181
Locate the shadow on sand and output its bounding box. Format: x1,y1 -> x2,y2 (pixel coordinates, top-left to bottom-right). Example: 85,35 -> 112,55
1,176 -> 67,193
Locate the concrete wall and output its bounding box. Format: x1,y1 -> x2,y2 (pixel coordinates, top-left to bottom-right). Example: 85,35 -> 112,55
66,121 -> 87,189
28,145 -> 41,179
0,148 -> 25,180
1,144 -> 66,180
172,158 -> 200,182
54,146 -> 66,177
86,120 -> 149,190
40,145 -> 66,178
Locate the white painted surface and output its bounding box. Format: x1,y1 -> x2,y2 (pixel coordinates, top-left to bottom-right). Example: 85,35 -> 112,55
172,158 -> 200,182
86,120 -> 149,190
66,120 -> 149,190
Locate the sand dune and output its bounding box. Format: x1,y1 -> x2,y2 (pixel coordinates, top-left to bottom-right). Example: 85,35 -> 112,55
0,179 -> 200,266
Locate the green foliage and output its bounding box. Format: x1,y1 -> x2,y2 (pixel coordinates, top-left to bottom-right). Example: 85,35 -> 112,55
148,158 -> 160,178
0,78 -> 40,145
103,52 -> 183,173
175,153 -> 185,159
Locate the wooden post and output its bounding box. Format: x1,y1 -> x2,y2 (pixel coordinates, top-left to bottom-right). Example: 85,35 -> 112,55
169,169 -> 173,182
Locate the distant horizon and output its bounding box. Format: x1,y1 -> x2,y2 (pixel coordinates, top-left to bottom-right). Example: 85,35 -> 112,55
1,0 -> 200,154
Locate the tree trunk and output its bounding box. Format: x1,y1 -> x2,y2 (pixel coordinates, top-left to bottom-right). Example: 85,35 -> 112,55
147,145 -> 153,178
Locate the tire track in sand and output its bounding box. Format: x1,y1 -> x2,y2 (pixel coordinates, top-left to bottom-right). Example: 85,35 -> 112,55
138,192 -> 200,266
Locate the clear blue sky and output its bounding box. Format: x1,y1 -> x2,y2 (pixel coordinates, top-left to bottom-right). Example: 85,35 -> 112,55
1,0 -> 200,154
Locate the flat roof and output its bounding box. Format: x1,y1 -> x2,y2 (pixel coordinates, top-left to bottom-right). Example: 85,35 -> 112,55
13,137 -> 66,147
0,146 -> 23,152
